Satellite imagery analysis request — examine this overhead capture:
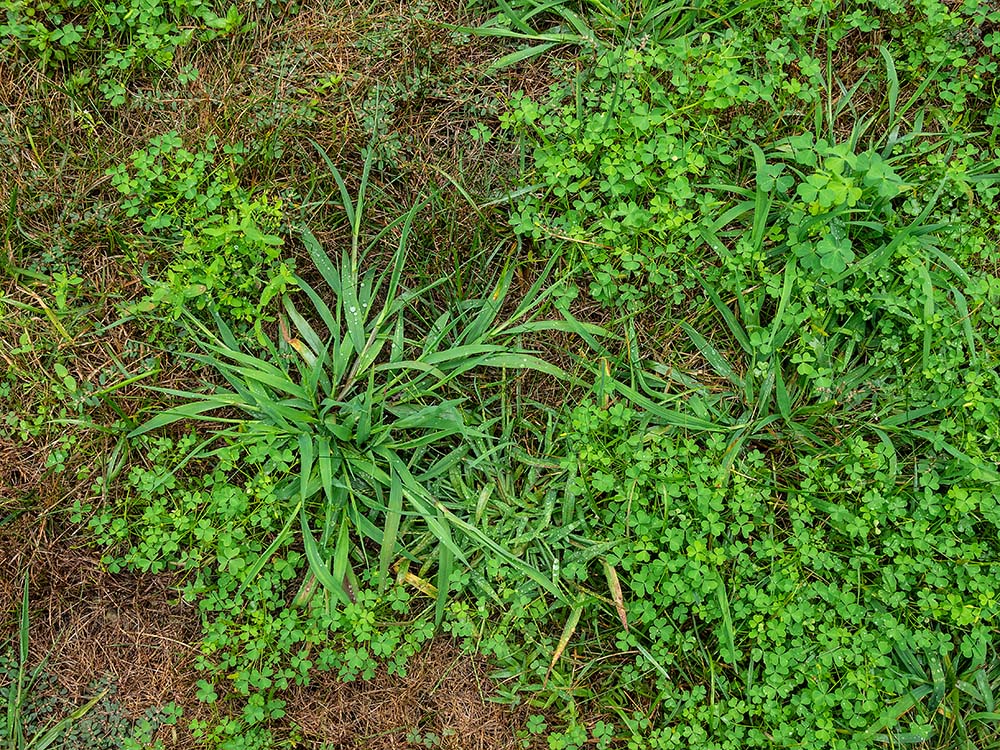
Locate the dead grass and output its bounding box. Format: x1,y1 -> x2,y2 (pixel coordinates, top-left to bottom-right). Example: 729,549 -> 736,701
287,640 -> 540,750
0,525 -> 201,714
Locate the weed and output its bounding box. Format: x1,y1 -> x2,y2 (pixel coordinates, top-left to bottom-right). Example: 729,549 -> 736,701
84,148 -> 586,746
0,0 -> 246,106
108,133 -> 294,329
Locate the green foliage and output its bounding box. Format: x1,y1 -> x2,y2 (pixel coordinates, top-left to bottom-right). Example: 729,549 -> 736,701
501,37 -> 818,306
107,132 -> 245,233
86,153 -> 584,746
143,196 -> 294,325
499,0 -> 1000,307
538,398 -> 1000,748
0,0 -> 245,105
470,2 -> 1000,747
108,133 -> 294,326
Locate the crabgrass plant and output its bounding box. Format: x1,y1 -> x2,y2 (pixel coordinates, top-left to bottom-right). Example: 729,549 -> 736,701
127,148 -> 592,626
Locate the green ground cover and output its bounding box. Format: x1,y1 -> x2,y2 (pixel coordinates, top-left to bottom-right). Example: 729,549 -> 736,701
3,0 -> 1000,748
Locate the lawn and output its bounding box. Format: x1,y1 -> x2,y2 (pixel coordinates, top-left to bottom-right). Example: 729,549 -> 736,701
2,1 -> 1000,749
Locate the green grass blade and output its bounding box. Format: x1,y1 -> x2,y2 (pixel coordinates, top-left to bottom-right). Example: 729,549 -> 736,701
331,512 -> 352,603
635,641 -> 671,682
918,264 -> 935,373
294,275 -> 340,339
487,41 -> 559,72
299,433 -> 314,504
236,501 -> 301,598
472,352 -> 575,382
9,574 -> 29,749
339,252 -> 366,354
461,263 -> 513,344
863,685 -> 933,738
681,323 -> 742,390
690,269 -> 753,355
927,651 -> 947,712
308,139 -> 355,230
128,398 -> 246,437
434,505 -> 455,628
379,469 -> 404,592
353,146 -> 374,260
282,295 -> 325,356
749,143 -> 774,252
879,45 -> 899,126
951,287 -> 977,364
300,226 -> 342,297
31,688 -> 109,750
300,507 -> 352,605
976,670 -> 995,713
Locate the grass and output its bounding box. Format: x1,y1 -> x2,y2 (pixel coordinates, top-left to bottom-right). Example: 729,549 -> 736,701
3,0 -> 1000,748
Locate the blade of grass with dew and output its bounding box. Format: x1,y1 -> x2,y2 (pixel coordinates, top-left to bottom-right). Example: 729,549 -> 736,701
681,322 -> 743,391
976,670 -> 995,713
927,651 -> 947,712
337,251 -> 366,356
300,226 -> 343,298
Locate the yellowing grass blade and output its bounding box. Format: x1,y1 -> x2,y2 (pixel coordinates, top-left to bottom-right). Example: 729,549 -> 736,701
602,559 -> 628,631
545,601 -> 583,685
400,571 -> 437,598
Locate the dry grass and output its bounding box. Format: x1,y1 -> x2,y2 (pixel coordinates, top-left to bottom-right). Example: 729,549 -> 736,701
287,640 -> 540,750
0,526 -> 201,714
